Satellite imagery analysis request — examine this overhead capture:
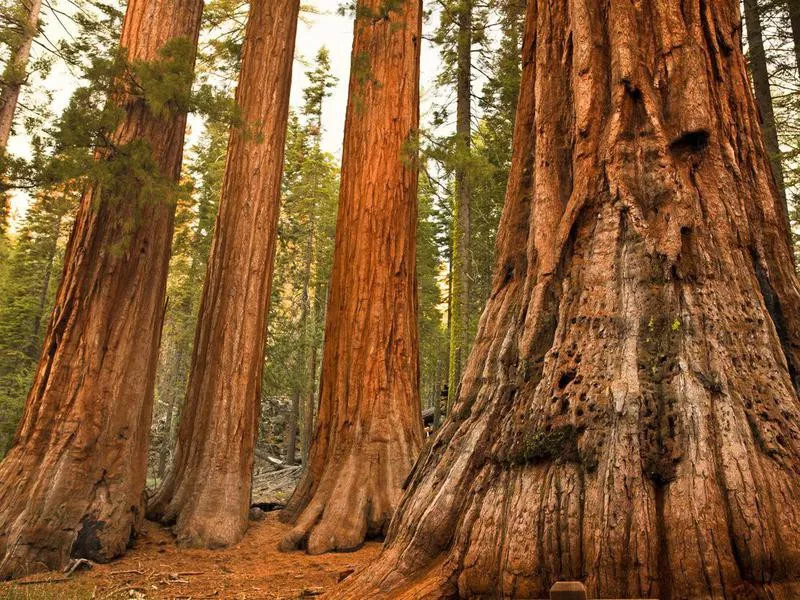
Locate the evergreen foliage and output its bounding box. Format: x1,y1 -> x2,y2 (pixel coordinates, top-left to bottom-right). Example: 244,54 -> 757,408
0,190 -> 75,455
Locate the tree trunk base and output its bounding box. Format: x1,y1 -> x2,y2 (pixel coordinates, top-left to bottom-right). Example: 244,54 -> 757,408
0,447 -> 140,580
148,468 -> 249,549
279,448 -> 411,555
336,562 -> 800,600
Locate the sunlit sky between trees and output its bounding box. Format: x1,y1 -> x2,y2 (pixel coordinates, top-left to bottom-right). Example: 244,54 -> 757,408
6,0 -> 444,228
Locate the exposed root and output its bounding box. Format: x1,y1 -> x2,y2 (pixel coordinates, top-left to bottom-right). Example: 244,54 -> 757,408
280,450 -> 407,555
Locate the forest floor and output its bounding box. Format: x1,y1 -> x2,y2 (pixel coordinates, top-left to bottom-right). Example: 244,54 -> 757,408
0,513 -> 381,599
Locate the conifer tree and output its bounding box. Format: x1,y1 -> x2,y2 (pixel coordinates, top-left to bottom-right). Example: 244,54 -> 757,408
0,190 -> 75,455
280,0 -> 424,554
148,0 -> 301,548
282,48 -> 337,466
743,0 -> 787,214
0,0 -> 42,231
151,124 -> 226,482
0,0 -> 204,577
340,0 -> 800,597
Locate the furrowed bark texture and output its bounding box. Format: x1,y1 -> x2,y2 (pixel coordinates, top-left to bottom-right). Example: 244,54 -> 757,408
280,0 -> 424,555
337,0 -> 800,598
147,0 -> 300,549
0,0 -> 203,580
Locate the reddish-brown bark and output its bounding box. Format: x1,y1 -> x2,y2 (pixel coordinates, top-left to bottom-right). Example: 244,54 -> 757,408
279,0 -> 424,555
0,0 -> 202,579
147,0 -> 300,549
337,0 -> 800,598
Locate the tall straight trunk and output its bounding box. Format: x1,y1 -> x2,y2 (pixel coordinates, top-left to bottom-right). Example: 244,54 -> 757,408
147,0 -> 300,549
743,0 -> 787,214
432,358 -> 442,429
301,343 -> 318,466
285,391 -> 300,466
156,346 -> 184,481
448,0 -> 473,411
0,0 -> 42,232
0,0 -> 203,579
280,0 -> 424,555
287,226 -> 316,467
302,283 -> 326,466
788,0 -> 800,78
338,0 -> 800,598
27,211 -> 63,360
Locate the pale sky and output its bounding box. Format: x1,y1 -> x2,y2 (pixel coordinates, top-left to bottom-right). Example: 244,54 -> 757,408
7,1 -> 443,226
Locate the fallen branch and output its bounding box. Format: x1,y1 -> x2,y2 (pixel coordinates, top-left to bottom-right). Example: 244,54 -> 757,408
64,558 -> 94,576
12,577 -> 70,586
109,569 -> 145,576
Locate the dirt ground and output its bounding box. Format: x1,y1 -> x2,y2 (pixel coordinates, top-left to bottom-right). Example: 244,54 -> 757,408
0,513 -> 382,599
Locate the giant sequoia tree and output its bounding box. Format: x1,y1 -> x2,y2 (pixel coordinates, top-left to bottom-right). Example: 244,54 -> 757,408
0,0 -> 203,579
338,0 -> 800,598
280,0 -> 424,555
148,0 -> 300,548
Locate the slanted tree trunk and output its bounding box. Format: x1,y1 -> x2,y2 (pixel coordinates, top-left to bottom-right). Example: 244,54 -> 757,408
0,0 -> 41,153
147,0 -> 300,549
279,0 -> 424,555
743,0 -> 787,214
337,1 -> 800,598
448,0 -> 473,412
0,0 -> 203,579
0,0 -> 42,231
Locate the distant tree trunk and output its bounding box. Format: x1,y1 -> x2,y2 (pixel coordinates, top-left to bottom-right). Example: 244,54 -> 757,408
147,0 -> 299,549
285,391 -> 300,466
0,0 -> 41,152
280,0 -> 424,555
27,210 -> 63,360
0,0 -> 203,579
301,343 -> 318,466
156,346 -> 184,481
337,1 -> 800,598
0,0 -> 42,232
448,0 -> 473,411
432,359 -> 442,429
788,0 -> 800,78
743,0 -> 787,214
288,226 -> 316,467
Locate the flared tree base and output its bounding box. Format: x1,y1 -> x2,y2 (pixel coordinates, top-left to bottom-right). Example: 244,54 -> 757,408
0,444 -> 142,580
280,443 -> 416,555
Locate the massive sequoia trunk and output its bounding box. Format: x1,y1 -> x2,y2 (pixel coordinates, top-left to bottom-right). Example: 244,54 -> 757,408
337,1 -> 800,598
147,0 -> 299,549
280,0 -> 424,555
0,0 -> 202,580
